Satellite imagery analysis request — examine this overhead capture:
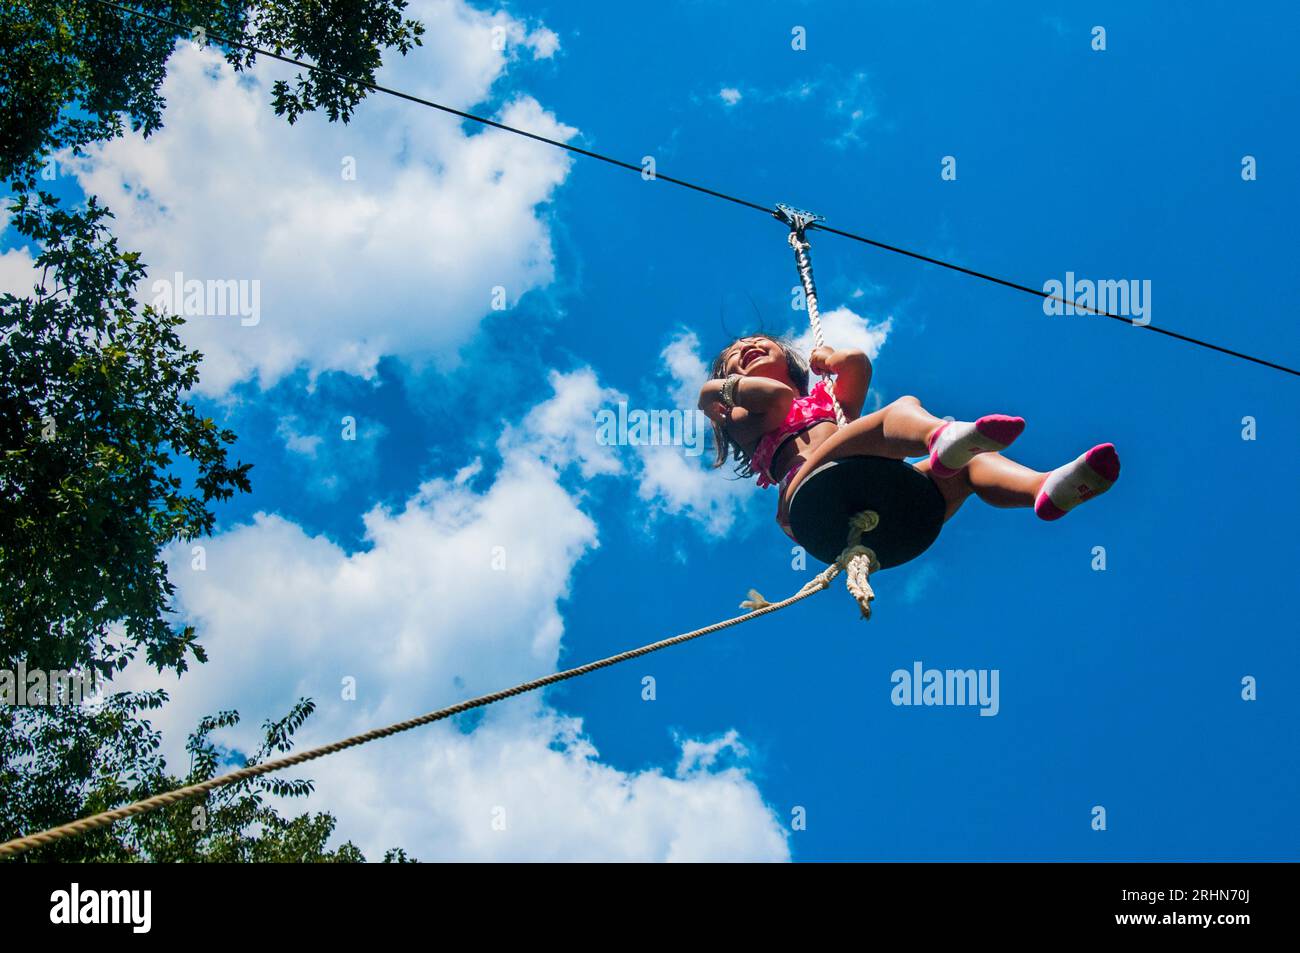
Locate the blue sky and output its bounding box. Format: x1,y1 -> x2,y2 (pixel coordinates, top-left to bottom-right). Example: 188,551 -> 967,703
5,0 -> 1297,860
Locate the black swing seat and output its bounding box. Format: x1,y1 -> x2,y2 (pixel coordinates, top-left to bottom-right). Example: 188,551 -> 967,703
787,455 -> 946,569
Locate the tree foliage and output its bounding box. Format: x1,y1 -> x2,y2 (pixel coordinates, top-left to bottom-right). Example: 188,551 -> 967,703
0,0 -> 425,860
0,695 -> 415,862
1,0 -> 424,184
0,192 -> 251,675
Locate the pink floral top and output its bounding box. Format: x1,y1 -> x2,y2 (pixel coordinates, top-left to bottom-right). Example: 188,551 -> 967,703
750,379 -> 838,488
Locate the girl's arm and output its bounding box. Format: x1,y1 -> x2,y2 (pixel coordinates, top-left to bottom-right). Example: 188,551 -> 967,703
810,347 -> 872,419
698,376 -> 797,450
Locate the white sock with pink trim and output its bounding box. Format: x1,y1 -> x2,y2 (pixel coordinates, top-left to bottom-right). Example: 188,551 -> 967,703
927,415 -> 1025,478
1035,444 -> 1121,521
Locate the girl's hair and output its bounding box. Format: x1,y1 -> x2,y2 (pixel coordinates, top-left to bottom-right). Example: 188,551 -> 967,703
707,335 -> 810,478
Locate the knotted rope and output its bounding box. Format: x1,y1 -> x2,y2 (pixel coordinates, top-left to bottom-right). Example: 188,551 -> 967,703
778,205 -> 879,619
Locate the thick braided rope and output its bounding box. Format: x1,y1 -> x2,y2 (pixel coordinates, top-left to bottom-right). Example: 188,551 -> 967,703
787,225 -> 878,617
840,546 -> 878,619
0,565 -> 843,859
788,230 -> 848,429
840,510 -> 882,618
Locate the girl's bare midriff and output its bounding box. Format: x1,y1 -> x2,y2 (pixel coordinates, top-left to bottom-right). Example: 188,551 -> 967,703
770,422 -> 837,489
771,420 -> 838,532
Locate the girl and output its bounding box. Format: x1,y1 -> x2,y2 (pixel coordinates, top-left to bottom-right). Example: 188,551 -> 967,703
699,335 -> 1119,540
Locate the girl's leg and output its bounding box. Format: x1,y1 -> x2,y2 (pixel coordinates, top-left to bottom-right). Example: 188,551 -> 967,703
935,443 -> 1121,520
876,395 -> 946,455
964,453 -> 1046,508
841,396 -> 1023,460
820,396 -> 944,460
916,453 -> 1050,522
865,396 -> 1027,475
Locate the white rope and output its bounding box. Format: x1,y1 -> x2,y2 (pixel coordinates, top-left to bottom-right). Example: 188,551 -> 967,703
784,219 -> 881,618
788,230 -> 849,429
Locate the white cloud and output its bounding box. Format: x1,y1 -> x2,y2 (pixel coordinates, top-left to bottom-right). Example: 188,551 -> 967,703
636,445 -> 754,537
307,711 -> 788,862
676,728 -> 747,775
792,305 -> 892,361
660,329 -> 709,410
827,73 -> 878,148
481,9 -> 560,62
454,457 -> 483,484
632,330 -> 756,537
0,205 -> 40,297
68,0 -> 574,395
120,368 -> 788,861
506,367 -> 625,479
523,26 -> 561,59
277,416 -> 324,458
707,70 -> 876,148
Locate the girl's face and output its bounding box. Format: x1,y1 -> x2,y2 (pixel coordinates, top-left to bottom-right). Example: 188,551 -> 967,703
717,336 -> 792,385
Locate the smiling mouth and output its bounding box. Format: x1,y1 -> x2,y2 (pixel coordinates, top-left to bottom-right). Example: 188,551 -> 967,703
739,346 -> 767,370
